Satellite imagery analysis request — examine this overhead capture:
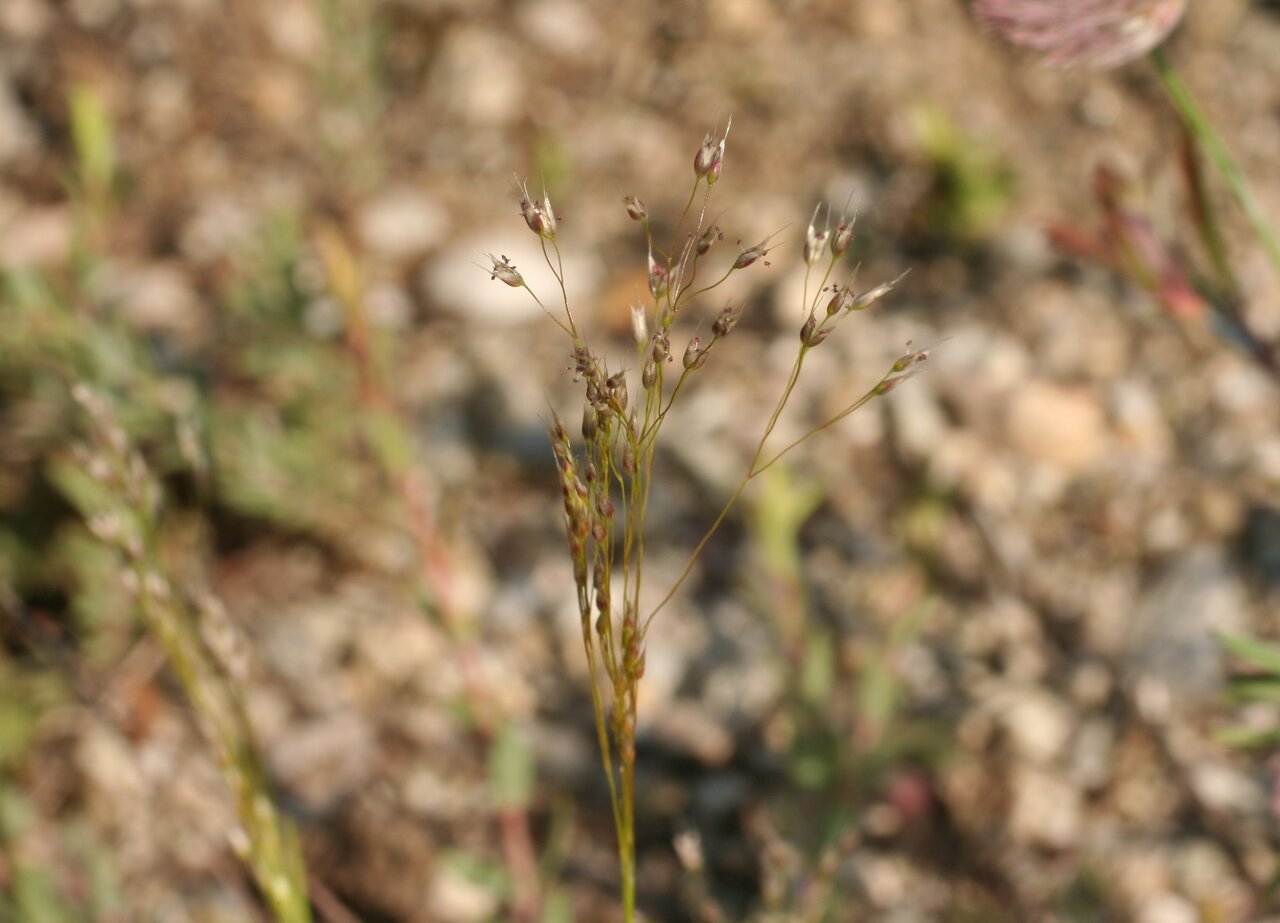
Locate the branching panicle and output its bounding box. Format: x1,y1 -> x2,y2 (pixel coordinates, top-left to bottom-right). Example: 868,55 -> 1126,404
495,128 -> 921,923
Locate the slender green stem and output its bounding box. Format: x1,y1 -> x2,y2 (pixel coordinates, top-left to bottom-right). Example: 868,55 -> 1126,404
754,387 -> 881,476
643,348 -> 810,632
642,474 -> 750,635
522,284 -> 573,338
1150,47 -> 1280,276
544,239 -> 580,338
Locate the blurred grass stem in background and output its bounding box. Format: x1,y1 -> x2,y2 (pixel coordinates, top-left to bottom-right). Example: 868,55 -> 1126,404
1148,46 -> 1280,278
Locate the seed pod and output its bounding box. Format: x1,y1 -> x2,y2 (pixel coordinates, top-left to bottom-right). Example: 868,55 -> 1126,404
696,225 -> 723,256
622,194 -> 647,222
734,235 -> 775,270
693,118 -> 731,184
582,403 -> 598,441
487,253 -> 524,287
850,271 -> 908,311
806,326 -> 831,348
652,330 -> 670,363
712,303 -> 741,338
800,312 -> 817,344
683,336 -> 701,370
693,134 -> 717,178
642,358 -> 658,390
607,370 -> 629,411
518,182 -> 557,239
551,410 -> 569,444
826,286 -> 851,317
831,219 -> 855,257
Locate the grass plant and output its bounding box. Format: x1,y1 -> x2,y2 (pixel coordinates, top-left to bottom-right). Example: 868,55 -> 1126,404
495,125 -> 927,921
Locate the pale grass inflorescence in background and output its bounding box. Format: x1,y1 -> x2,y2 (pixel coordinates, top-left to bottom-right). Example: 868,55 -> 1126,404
491,125 -> 923,921
67,386 -> 313,923
972,0 -> 1188,68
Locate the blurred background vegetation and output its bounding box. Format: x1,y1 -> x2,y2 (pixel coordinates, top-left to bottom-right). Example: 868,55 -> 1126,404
2,1 -> 1280,921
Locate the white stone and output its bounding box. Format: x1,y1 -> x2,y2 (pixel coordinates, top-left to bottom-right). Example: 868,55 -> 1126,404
1136,892 -> 1197,923
357,188 -> 450,259
1002,687 -> 1075,764
0,206 -> 72,267
1005,381 -> 1106,474
1009,767 -> 1082,849
515,0 -> 600,56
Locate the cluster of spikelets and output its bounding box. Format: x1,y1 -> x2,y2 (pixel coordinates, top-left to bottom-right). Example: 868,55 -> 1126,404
490,122 -> 926,920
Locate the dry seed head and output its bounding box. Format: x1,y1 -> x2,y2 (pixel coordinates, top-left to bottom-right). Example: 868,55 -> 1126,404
826,285 -> 853,317
712,302 -> 741,338
651,329 -> 671,363
891,341 -> 931,373
734,232 -> 778,270
804,205 -> 831,267
696,225 -> 723,257
851,270 -> 909,311
800,312 -> 818,345
573,343 -> 603,384
582,403 -> 598,441
607,370 -> 629,411
550,410 -> 569,444
693,117 -> 731,184
642,358 -> 658,390
487,253 -> 524,287
876,342 -> 931,393
831,218 -> 855,258
683,336 -> 702,370
518,180 -> 557,239
622,194 -> 647,222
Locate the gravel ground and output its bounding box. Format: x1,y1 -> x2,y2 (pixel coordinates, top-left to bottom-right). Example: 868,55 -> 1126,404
3,1 -> 1280,921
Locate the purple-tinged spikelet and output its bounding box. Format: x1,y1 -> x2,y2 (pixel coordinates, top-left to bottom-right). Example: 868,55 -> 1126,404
973,0 -> 1187,69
